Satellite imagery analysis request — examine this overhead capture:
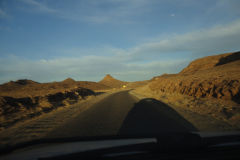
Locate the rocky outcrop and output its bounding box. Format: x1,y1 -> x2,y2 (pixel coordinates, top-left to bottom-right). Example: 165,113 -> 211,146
149,76 -> 240,103
0,87 -> 95,129
148,51 -> 240,103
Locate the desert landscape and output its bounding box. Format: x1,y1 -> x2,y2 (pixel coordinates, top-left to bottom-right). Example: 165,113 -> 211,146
1,1 -> 240,158
132,51 -> 240,129
0,51 -> 240,147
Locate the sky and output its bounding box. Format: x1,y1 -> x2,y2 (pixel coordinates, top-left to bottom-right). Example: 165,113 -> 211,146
0,0 -> 240,83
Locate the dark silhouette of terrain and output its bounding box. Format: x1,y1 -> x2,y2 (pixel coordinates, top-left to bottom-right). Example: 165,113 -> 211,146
118,98 -> 197,135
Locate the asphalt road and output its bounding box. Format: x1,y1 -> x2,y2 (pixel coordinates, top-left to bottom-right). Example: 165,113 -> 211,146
1,90 -> 235,146
46,90 -> 197,138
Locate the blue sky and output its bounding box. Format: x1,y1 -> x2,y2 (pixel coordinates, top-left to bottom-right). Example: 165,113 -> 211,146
0,0 -> 240,83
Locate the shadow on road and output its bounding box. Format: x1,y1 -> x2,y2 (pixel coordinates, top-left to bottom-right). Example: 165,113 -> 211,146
118,98 -> 198,135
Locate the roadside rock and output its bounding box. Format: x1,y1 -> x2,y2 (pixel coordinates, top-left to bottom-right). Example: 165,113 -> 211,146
0,87 -> 95,129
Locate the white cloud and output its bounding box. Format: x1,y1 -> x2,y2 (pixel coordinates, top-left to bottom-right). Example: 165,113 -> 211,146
128,19 -> 240,58
0,54 -> 187,83
1,19 -> 240,83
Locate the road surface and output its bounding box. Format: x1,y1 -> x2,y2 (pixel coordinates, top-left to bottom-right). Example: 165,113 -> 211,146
46,90 -> 197,138
0,90 -> 234,146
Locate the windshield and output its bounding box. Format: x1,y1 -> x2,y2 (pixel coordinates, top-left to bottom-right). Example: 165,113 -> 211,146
0,0 -> 240,149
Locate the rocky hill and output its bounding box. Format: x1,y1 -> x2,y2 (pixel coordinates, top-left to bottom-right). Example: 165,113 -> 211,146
0,78 -> 110,98
99,74 -> 128,88
0,78 -> 110,129
132,51 -> 240,126
180,51 -> 240,74
148,51 -> 240,103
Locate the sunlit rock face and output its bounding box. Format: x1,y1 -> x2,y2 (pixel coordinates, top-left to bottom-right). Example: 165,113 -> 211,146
148,51 -> 240,103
